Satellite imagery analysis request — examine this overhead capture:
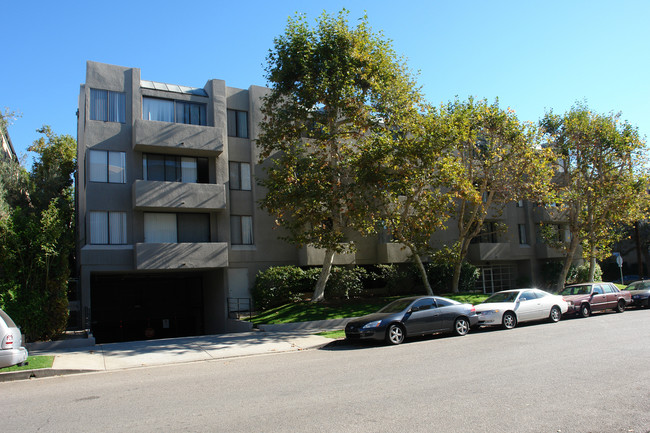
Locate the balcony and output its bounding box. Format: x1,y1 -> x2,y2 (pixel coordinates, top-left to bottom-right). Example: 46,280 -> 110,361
534,243 -> 567,259
133,180 -> 226,211
377,242 -> 410,264
135,242 -> 228,270
532,206 -> 566,223
298,245 -> 356,266
133,118 -> 223,156
468,243 -> 510,261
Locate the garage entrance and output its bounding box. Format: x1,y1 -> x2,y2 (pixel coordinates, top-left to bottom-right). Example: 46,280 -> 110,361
90,273 -> 204,344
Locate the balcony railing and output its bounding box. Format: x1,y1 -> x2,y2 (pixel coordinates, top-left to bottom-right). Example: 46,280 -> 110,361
133,180 -> 226,211
135,242 -> 228,270
133,118 -> 223,156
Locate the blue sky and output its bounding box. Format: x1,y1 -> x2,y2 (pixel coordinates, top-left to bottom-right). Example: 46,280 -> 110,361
3,0 -> 649,164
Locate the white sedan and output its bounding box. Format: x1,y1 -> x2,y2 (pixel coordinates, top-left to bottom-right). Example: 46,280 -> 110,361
475,288 -> 568,329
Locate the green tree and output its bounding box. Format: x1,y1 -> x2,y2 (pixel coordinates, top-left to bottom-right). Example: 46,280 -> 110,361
257,10 -> 425,302
540,103 -> 649,286
355,107 -> 458,295
439,97 -> 554,293
0,125 -> 76,341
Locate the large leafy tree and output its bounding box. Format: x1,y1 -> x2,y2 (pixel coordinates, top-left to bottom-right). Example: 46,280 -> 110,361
540,103 -> 649,286
439,98 -> 554,293
0,125 -> 76,341
355,108 -> 459,295
257,10 -> 425,302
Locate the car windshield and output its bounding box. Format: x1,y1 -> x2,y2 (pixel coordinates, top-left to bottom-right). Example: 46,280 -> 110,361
560,286 -> 591,295
377,298 -> 415,314
624,281 -> 650,291
482,292 -> 519,304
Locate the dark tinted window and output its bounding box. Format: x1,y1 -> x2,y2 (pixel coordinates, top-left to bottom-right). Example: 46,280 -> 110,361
593,285 -> 604,295
519,291 -> 538,301
411,298 -> 436,311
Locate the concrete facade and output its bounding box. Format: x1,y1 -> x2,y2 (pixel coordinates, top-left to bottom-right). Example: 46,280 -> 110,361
76,61 -> 575,342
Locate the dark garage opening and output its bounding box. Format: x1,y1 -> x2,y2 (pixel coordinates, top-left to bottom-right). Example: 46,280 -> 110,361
91,273 -> 204,344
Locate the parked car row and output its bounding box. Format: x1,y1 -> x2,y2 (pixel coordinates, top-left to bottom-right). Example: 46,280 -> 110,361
345,281 -> 645,345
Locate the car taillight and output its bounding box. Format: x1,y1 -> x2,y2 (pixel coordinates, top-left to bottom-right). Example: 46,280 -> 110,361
470,306 -> 476,313
3,334 -> 13,347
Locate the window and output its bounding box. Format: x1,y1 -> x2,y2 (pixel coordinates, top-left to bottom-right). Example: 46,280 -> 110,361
143,213 -> 210,243
90,89 -> 126,123
519,291 -> 538,301
231,215 -> 253,245
142,97 -> 206,125
516,200 -> 524,208
229,162 -> 251,190
227,109 -> 248,138
411,298 -> 435,311
89,150 -> 126,183
472,222 -> 498,244
89,211 -> 127,244
518,224 -> 528,245
143,154 -> 208,183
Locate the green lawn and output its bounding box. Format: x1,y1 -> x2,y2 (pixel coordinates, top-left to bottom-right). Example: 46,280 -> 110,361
0,356 -> 54,372
251,293 -> 489,325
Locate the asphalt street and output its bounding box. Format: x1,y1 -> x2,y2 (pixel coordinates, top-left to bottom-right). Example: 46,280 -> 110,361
2,309 -> 649,433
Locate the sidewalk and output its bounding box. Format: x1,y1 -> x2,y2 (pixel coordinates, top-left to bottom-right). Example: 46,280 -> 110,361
0,320 -> 351,382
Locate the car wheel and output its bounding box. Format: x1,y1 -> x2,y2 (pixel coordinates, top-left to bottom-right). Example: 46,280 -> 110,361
615,299 -> 626,313
549,306 -> 562,323
454,317 -> 470,336
502,311 -> 517,329
579,303 -> 591,318
385,324 -> 405,345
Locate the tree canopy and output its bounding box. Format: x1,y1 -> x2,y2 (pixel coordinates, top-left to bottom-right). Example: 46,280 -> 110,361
257,10 -> 425,302
540,102 -> 649,286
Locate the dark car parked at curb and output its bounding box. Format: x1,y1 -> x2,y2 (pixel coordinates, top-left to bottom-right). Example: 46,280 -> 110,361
559,282 -> 632,317
345,296 -> 478,345
621,280 -> 650,308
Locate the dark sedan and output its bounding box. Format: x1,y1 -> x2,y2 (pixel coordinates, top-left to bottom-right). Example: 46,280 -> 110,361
622,280 -> 650,307
345,296 -> 478,345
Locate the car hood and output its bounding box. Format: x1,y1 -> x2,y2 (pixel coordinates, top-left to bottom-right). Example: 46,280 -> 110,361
561,294 -> 591,301
475,302 -> 513,312
348,312 -> 402,325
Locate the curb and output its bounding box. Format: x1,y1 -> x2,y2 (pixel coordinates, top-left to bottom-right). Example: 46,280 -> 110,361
0,368 -> 98,382
257,317 -> 356,332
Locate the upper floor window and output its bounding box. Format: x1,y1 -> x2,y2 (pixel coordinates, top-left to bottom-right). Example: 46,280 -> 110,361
229,162 -> 251,190
231,215 -> 253,245
143,154 -> 208,183
142,97 -> 206,126
89,211 -> 127,244
89,150 -> 126,183
90,89 -> 126,123
227,109 -> 248,138
143,212 -> 210,243
518,224 -> 528,245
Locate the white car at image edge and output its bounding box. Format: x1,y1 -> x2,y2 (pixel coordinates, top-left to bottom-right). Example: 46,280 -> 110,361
0,309 -> 28,369
475,288 -> 569,329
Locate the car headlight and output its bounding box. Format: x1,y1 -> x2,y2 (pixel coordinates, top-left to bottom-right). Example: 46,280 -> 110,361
361,320 -> 382,329
480,310 -> 500,315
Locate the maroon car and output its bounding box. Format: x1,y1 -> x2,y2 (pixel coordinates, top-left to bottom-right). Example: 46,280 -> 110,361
559,282 -> 631,317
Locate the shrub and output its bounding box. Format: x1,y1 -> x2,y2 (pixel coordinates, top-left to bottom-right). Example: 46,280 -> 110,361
252,266 -> 306,310
326,267 -> 367,299
570,263 -> 602,284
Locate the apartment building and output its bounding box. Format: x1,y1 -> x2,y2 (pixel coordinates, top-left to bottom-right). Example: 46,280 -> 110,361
77,61 -> 573,343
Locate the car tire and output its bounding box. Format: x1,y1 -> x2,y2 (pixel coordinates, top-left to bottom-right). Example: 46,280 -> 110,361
579,303 -> 591,318
502,311 -> 517,329
453,317 -> 470,336
385,323 -> 405,345
549,306 -> 562,323
615,299 -> 626,313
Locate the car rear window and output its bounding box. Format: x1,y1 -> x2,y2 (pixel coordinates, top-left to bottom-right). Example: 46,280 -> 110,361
0,309 -> 17,328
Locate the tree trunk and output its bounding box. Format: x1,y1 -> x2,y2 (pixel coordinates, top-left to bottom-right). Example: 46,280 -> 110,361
587,245 -> 597,282
557,235 -> 580,289
412,253 -> 433,296
451,240 -> 471,293
311,248 -> 336,303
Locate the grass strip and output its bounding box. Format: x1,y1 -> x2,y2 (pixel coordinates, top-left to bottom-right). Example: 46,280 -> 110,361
0,356 -> 54,372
